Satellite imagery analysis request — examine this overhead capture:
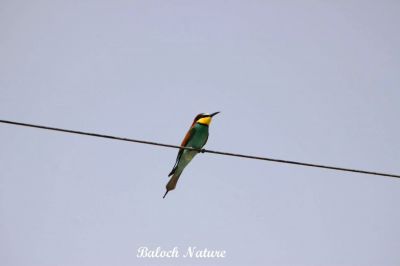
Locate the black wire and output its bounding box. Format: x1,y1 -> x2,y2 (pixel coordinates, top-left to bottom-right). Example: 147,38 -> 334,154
1,119 -> 399,179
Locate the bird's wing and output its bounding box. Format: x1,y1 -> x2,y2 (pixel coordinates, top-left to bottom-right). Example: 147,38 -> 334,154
168,126 -> 195,177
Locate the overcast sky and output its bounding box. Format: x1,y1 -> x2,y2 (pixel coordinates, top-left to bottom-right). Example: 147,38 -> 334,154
1,1 -> 400,265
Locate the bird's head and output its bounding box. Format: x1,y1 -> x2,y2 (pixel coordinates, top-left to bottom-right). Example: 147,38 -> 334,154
193,112 -> 220,126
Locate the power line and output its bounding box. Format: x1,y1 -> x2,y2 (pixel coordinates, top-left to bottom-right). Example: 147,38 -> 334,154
1,119 -> 399,179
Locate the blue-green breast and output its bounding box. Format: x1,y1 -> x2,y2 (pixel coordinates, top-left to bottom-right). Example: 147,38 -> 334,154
186,123 -> 209,149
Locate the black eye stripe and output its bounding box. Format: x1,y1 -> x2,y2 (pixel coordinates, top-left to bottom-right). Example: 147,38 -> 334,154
193,113 -> 210,122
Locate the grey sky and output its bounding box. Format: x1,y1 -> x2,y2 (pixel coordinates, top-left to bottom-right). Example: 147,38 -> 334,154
1,1 -> 400,265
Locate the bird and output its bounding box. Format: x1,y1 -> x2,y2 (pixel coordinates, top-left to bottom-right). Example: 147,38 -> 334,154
163,112 -> 220,198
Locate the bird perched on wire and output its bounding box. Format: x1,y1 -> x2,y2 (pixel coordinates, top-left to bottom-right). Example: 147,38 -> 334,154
163,112 -> 220,198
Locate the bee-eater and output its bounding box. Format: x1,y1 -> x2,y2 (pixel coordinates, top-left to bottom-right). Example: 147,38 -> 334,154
163,112 -> 220,198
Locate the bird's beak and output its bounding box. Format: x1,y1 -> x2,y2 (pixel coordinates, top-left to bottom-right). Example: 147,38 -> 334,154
210,111 -> 220,117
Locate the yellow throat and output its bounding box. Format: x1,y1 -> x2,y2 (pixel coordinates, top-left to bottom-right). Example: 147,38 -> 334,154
197,116 -> 212,125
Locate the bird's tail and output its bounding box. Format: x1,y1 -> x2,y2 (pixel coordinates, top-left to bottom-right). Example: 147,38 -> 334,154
163,172 -> 181,198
